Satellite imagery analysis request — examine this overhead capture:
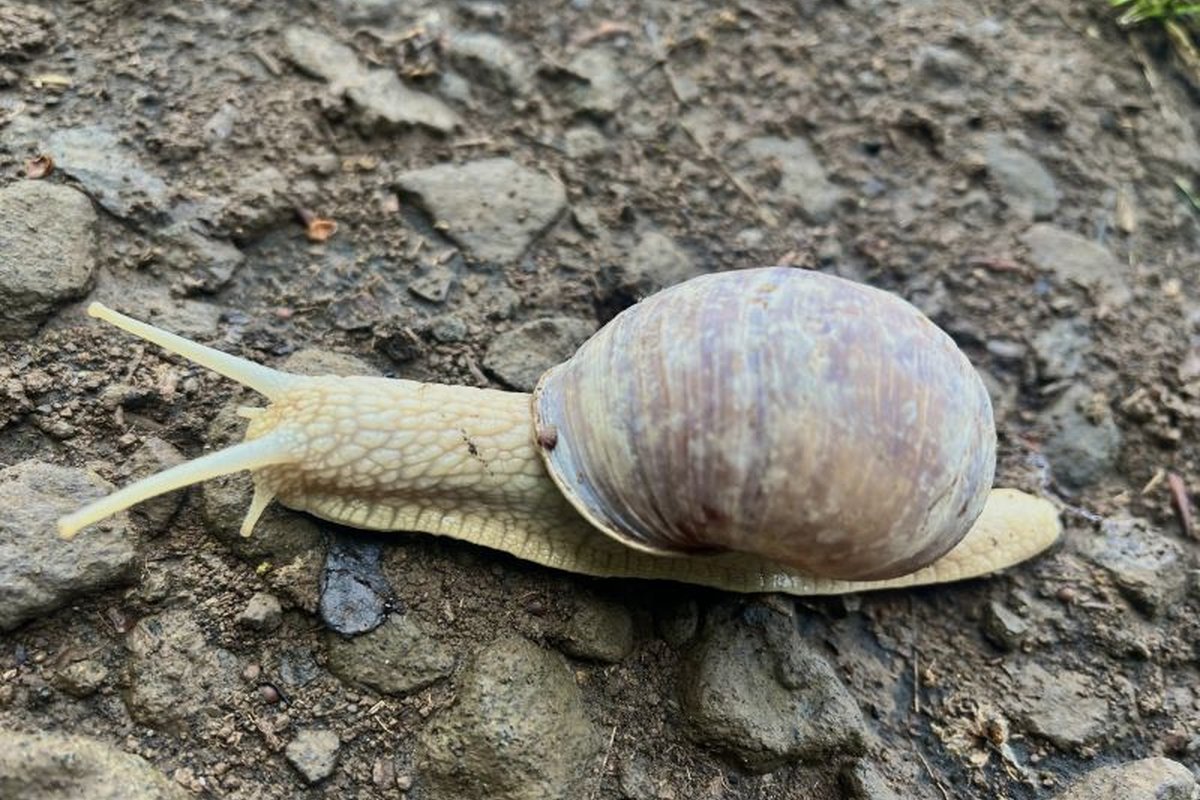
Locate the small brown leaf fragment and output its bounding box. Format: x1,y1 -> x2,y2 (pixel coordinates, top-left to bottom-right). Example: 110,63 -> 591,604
305,218 -> 338,242
570,20 -> 635,47
1167,472 -> 1195,540
295,207 -> 338,242
24,154 -> 53,178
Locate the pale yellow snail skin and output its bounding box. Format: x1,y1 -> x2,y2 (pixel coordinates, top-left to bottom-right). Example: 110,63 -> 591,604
58,270 -> 1060,595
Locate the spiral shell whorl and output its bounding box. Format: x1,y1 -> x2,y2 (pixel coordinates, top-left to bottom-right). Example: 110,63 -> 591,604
533,267 -> 996,581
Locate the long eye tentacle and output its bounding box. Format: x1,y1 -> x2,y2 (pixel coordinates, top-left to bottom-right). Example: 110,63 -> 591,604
86,303 -> 298,400
57,431 -> 299,539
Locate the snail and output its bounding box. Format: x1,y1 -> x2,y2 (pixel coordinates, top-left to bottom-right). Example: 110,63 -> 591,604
58,267 -> 1060,595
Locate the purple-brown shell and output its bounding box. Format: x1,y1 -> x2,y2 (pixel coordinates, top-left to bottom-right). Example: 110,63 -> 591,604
531,267 -> 996,581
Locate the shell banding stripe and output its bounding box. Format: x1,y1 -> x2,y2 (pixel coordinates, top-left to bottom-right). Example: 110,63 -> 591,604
534,267 -> 997,581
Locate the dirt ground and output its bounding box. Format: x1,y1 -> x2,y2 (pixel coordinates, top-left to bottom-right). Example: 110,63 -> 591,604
2,0 -> 1200,797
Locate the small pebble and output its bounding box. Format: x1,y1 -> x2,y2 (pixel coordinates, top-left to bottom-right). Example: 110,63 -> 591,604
259,684 -> 281,704
285,729 -> 341,785
52,659 -> 109,698
238,592 -> 283,632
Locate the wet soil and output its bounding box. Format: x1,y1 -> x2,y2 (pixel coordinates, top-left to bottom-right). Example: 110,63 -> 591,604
2,0 -> 1200,798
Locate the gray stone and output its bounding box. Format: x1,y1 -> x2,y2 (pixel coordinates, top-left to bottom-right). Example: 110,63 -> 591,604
397,158 -> 567,264
482,317 -> 596,391
983,134 -> 1059,219
331,0 -> 403,25
431,315 -> 468,343
1050,757 -> 1195,800
1013,663 -> 1108,749
320,536 -> 391,635
0,730 -> 186,800
680,603 -> 867,772
915,44 -> 971,85
841,761 -> 901,800
982,600 -> 1029,651
283,26 -> 364,86
0,461 -> 137,631
416,636 -> 603,800
278,648 -> 322,688
446,31 -> 532,94
478,283 -> 521,320
53,659 -> 110,697
737,136 -> 842,222
985,339 -> 1026,362
327,613 -> 454,694
47,126 -> 170,219
238,592 -> 283,632
557,596 -> 634,663
563,125 -> 609,159
213,165 -> 291,237
566,48 -> 627,116
0,4 -> 57,59
285,729 -> 341,785
157,222 -> 244,293
409,265 -> 455,303
347,70 -> 462,134
1042,383 -> 1122,490
1021,224 -> 1130,306
1080,517 -> 1189,616
621,231 -> 700,296
1034,319 -> 1091,382
283,27 -> 460,134
0,181 -> 97,336
123,609 -> 241,734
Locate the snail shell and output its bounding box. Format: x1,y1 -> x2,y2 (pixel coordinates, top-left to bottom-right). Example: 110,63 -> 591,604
534,268 -> 996,580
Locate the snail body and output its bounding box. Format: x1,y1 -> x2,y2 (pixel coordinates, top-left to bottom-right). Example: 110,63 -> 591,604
59,268 -> 1059,595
